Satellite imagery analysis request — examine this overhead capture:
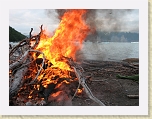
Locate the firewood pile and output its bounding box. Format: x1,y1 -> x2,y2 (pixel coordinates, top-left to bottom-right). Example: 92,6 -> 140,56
9,25 -> 106,106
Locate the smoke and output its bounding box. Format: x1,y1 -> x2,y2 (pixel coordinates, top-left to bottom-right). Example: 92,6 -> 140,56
84,9 -> 137,42
45,9 -> 99,42
45,9 -> 138,39
78,41 -> 139,61
85,9 -> 99,42
45,9 -> 138,33
50,9 -> 136,42
55,9 -> 68,20
95,9 -> 136,32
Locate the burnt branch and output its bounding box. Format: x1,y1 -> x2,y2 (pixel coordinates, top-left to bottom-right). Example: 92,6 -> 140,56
71,82 -> 80,100
29,28 -> 33,39
30,25 -> 43,49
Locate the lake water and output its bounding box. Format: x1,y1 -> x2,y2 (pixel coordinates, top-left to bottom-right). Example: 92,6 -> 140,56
78,42 -> 139,61
10,41 -> 139,61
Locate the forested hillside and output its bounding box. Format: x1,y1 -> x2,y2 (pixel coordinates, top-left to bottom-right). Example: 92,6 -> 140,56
9,26 -> 27,42
85,31 -> 139,42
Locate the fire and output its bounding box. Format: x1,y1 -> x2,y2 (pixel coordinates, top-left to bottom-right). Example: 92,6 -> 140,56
51,91 -> 63,98
15,10 -> 90,104
34,9 -> 90,97
36,9 -> 90,70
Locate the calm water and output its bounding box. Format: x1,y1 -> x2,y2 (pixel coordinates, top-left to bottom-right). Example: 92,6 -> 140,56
10,42 -> 139,61
79,42 -> 139,61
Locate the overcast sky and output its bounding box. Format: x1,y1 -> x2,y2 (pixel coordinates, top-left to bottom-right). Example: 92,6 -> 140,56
9,9 -> 139,35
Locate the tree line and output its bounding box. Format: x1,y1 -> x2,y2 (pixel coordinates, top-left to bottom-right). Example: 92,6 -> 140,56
85,31 -> 139,42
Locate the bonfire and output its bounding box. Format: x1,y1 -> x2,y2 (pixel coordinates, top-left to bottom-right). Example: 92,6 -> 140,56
9,9 -> 105,106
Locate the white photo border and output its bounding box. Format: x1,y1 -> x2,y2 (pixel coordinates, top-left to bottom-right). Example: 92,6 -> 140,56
0,0 -> 148,115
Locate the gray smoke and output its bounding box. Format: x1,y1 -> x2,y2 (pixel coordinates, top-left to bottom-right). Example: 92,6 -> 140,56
55,9 -> 68,20
45,9 -> 98,42
45,9 -> 137,32
84,9 -> 137,42
45,9 -> 138,42
95,9 -> 134,32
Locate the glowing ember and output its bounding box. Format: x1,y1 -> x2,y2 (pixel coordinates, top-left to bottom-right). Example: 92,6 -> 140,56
51,91 -> 63,97
55,79 -> 70,89
28,90 -> 34,99
77,88 -> 83,94
28,95 -> 32,99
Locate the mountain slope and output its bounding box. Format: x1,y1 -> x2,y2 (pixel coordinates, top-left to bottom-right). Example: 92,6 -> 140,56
9,26 -> 27,42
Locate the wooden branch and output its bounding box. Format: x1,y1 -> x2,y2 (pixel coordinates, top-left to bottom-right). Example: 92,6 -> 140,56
10,25 -> 44,70
10,25 -> 43,58
12,61 -> 33,75
9,44 -> 12,49
9,25 -> 43,66
9,38 -> 29,57
122,62 -> 138,69
71,82 -> 80,100
30,25 -> 43,49
29,28 -> 33,39
66,57 -> 105,106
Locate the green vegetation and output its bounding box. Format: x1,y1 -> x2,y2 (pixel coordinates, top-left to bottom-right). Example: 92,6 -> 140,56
9,26 -> 27,42
116,74 -> 139,83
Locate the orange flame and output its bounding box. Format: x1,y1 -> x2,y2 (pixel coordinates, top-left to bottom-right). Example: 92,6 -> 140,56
36,9 -> 90,70
21,10 -> 91,97
77,88 -> 83,94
